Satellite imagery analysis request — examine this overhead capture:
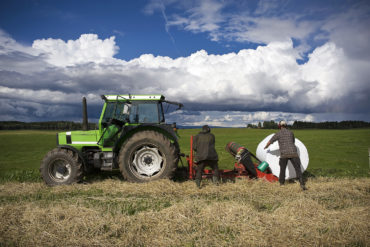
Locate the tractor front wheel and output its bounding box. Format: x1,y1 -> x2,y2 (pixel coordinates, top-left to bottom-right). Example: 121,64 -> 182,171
119,130 -> 178,182
40,148 -> 83,186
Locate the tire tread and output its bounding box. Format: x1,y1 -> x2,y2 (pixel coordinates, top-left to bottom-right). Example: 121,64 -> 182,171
119,130 -> 178,182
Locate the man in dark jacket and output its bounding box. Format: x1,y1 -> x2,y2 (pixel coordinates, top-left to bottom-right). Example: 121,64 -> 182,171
193,125 -> 219,188
264,121 -> 307,190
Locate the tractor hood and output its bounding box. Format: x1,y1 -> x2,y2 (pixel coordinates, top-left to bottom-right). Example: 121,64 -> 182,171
58,130 -> 99,148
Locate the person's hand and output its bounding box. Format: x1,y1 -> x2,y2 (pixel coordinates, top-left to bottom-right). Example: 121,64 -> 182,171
264,141 -> 270,149
235,154 -> 241,161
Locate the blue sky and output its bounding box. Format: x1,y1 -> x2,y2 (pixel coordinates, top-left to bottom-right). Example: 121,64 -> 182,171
0,0 -> 369,126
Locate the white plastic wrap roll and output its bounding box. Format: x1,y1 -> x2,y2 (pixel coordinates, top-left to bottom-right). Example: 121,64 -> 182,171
256,134 -> 309,179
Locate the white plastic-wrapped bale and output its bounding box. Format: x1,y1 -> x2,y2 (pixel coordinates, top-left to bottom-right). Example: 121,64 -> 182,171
256,134 -> 309,179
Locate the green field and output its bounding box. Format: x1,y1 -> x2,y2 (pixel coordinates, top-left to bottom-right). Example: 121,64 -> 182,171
0,128 -> 369,182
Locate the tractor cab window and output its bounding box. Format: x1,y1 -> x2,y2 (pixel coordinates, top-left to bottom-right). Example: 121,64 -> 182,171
102,102 -> 130,124
129,102 -> 162,123
158,103 -> 165,122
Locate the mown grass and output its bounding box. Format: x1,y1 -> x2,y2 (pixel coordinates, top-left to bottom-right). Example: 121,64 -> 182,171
1,129 -> 370,182
1,129 -> 370,246
0,178 -> 369,246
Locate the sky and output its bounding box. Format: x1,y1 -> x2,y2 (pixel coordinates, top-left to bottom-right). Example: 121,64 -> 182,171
0,0 -> 369,127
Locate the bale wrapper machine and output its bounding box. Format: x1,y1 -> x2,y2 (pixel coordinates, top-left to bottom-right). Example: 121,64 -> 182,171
185,136 -> 278,182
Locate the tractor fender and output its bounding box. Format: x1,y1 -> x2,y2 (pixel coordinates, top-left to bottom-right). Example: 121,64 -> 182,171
58,145 -> 88,170
113,124 -> 179,153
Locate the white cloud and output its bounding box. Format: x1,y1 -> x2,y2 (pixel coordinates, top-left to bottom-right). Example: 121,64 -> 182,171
32,34 -> 119,67
321,4 -> 370,60
164,0 -> 226,41
148,0 -> 319,48
0,29 -> 369,124
0,30 -> 36,56
227,16 -> 317,45
302,42 -> 370,111
254,0 -> 281,15
146,0 -> 370,60
167,110 -> 317,127
0,86 -> 87,104
167,110 -> 368,127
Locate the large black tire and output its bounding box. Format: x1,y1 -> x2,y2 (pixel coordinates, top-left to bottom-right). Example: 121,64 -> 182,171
40,148 -> 83,186
119,130 -> 178,182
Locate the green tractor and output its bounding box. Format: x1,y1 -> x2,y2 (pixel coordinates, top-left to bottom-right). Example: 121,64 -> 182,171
40,94 -> 183,186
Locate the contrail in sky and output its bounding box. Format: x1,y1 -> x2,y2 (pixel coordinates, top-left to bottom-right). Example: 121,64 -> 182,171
160,1 -> 181,55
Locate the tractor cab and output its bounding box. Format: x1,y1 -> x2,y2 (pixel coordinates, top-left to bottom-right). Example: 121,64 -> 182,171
100,95 -> 166,127
98,94 -> 182,147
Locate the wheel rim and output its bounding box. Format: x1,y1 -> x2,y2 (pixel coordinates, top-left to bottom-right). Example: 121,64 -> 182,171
130,145 -> 164,178
48,158 -> 72,182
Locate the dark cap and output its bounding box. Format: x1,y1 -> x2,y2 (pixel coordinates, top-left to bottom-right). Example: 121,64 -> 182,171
202,125 -> 210,132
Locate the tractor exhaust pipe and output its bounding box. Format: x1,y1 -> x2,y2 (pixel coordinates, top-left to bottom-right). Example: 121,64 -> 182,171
82,97 -> 88,131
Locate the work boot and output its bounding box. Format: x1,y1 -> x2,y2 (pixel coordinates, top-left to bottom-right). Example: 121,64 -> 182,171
299,177 -> 307,190
212,176 -> 219,186
300,184 -> 307,191
195,179 -> 201,189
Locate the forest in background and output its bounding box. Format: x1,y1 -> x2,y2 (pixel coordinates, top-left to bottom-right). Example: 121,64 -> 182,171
0,120 -> 370,130
0,121 -> 97,130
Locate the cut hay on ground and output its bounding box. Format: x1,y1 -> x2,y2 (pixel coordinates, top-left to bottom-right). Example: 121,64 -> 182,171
1,177 -> 369,246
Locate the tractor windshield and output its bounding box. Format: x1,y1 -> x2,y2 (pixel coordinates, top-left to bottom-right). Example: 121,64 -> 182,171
129,102 -> 164,123
102,101 -> 164,125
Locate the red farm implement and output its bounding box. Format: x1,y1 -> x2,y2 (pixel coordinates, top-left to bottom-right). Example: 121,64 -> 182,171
185,136 -> 278,182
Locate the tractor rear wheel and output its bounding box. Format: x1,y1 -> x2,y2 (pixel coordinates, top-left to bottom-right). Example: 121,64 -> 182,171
40,148 -> 83,186
119,130 -> 178,182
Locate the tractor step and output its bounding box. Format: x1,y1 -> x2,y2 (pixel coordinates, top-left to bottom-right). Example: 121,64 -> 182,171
94,152 -> 114,170
101,166 -> 113,171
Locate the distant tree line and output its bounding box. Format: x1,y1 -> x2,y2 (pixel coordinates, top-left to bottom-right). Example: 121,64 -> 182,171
1,120 -> 369,130
291,120 -> 370,129
0,121 -> 97,130
247,121 -> 279,129
247,120 -> 370,129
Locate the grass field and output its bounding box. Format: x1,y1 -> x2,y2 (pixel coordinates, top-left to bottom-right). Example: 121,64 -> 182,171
1,128 -> 369,182
0,129 -> 369,246
1,178 -> 369,246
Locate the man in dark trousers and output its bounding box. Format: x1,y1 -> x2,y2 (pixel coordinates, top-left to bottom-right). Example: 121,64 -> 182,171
264,121 -> 307,190
193,125 -> 219,188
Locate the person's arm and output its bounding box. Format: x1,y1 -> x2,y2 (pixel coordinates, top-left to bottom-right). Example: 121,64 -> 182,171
192,135 -> 199,164
264,133 -> 278,149
211,133 -> 215,144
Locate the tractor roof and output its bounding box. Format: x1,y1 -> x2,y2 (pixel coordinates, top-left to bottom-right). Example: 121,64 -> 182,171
103,94 -> 165,101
